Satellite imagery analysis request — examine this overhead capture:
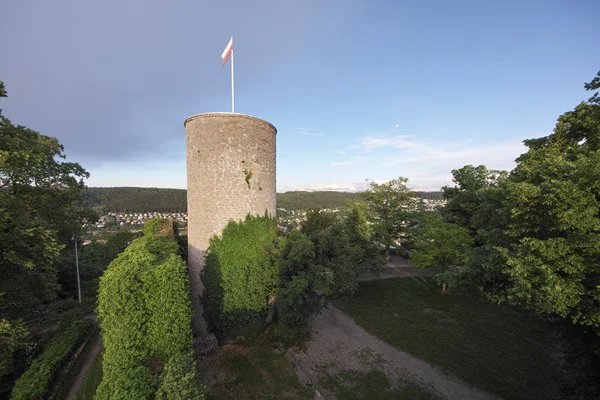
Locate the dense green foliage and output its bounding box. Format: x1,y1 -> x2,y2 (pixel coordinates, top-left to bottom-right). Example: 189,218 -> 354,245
203,209 -> 385,344
143,218 -> 178,240
336,278 -> 561,400
441,79 -> 600,328
11,319 -> 94,400
361,177 -> 420,259
436,72 -> 600,398
82,187 -> 187,213
410,212 -> 473,273
77,353 -> 103,400
96,220 -> 203,399
1,80 -> 91,393
203,214 -> 279,340
59,231 -> 137,301
275,208 -> 384,342
0,320 -> 28,377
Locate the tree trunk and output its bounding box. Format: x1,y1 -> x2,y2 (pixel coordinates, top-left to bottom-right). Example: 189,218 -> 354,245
265,296 -> 279,323
442,283 -> 446,293
385,246 -> 391,263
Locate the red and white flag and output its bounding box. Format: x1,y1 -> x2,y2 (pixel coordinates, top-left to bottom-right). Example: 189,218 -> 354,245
221,37 -> 233,67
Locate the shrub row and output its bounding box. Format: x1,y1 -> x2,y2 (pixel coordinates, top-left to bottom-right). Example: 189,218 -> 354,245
11,319 -> 94,400
95,219 -> 203,399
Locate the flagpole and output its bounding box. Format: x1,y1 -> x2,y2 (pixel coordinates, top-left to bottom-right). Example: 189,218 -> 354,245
231,37 -> 235,113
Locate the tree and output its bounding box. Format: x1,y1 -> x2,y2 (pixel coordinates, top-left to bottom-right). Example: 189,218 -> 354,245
501,89 -> 600,328
410,212 -> 472,271
410,212 -> 473,292
441,165 -> 508,235
0,81 -> 89,389
361,177 -> 420,261
1,82 -> 89,319
275,209 -> 384,343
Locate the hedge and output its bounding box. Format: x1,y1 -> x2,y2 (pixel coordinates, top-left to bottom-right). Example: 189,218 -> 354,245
95,219 -> 203,399
11,319 -> 93,400
202,214 -> 279,340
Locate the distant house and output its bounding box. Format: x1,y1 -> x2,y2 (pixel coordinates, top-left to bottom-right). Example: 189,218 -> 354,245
96,239 -> 108,244
82,240 -> 92,246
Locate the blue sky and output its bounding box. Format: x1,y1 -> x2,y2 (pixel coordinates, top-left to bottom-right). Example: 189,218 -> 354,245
1,0 -> 598,191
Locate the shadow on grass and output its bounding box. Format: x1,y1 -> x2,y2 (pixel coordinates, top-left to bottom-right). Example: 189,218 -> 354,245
335,277 -> 562,400
320,369 -> 439,400
200,335 -> 313,400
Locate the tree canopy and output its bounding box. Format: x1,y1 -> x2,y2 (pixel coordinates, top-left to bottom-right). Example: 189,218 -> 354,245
361,177 -> 420,259
1,83 -> 89,320
440,72 -> 600,331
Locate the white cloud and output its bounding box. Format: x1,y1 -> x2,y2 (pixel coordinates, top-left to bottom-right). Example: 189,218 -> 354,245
330,155 -> 371,167
330,160 -> 357,166
347,133 -> 540,191
296,128 -> 325,137
334,150 -> 347,155
360,135 -> 420,152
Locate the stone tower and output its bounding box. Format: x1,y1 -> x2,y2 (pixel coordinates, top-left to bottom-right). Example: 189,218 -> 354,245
184,112 -> 277,350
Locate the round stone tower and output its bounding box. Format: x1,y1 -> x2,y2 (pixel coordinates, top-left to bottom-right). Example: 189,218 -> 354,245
184,112 -> 276,351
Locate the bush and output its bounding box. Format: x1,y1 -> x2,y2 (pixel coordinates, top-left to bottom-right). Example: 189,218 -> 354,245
11,319 -> 93,400
202,214 -> 279,340
275,210 -> 385,343
203,211 -> 385,344
156,352 -> 205,400
143,218 -> 178,240
95,219 -> 203,399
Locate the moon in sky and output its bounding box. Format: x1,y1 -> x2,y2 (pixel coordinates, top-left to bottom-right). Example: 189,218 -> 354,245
395,124 -> 398,128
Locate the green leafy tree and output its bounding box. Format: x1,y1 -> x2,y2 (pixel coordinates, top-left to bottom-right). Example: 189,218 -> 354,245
275,210 -> 384,343
437,72 -> 600,398
501,85 -> 600,328
410,212 -> 473,270
410,213 -> 473,291
361,177 -> 420,261
441,165 -> 508,235
1,81 -> 89,319
343,201 -> 386,274
0,319 -> 28,377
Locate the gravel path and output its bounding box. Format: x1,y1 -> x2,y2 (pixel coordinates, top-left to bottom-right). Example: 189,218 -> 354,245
65,335 -> 103,400
287,306 -> 498,400
358,255 -> 438,281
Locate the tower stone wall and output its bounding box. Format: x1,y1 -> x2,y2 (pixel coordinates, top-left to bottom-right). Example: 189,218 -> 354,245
184,112 -> 277,351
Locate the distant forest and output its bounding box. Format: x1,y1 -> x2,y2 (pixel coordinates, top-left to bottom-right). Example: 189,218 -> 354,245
83,187 -> 187,213
83,187 -> 443,213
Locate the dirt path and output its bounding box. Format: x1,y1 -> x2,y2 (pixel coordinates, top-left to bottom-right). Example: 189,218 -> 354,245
358,255 -> 438,281
65,335 -> 103,400
287,306 -> 498,400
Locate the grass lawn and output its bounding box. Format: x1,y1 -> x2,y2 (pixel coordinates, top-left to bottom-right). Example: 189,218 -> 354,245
200,336 -> 313,400
319,369 -> 440,400
335,277 -> 561,400
76,353 -> 102,400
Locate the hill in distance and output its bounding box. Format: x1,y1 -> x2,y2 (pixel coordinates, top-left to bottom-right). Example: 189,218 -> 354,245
83,187 -> 443,214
